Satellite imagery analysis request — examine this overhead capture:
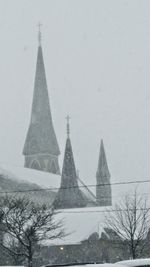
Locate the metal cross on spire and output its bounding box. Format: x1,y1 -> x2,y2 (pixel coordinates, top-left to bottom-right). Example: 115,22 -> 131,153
37,22 -> 42,46
66,115 -> 71,138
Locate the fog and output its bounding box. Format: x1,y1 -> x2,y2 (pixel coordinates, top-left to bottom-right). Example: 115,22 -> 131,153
0,0 -> 149,187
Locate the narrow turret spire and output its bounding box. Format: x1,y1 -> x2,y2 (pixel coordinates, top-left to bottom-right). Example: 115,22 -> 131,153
96,139 -> 112,206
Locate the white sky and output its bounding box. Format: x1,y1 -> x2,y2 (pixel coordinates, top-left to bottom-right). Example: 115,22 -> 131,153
0,0 -> 150,190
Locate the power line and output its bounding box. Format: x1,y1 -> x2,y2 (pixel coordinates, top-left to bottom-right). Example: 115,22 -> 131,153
0,177 -> 150,195
60,207 -> 150,214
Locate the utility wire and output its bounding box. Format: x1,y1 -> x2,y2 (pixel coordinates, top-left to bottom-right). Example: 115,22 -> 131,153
60,207 -> 150,214
0,178 -> 149,194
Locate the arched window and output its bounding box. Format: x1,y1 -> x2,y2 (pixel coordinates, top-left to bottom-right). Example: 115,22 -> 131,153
30,160 -> 41,170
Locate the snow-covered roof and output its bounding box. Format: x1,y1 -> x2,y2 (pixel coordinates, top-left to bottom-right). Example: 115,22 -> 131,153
0,164 -> 61,206
45,206 -> 107,245
47,179 -> 150,245
0,163 -> 148,203
0,163 -> 61,191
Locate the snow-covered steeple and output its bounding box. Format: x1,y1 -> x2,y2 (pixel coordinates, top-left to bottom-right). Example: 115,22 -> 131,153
53,118 -> 86,209
23,27 -> 60,174
96,139 -> 112,206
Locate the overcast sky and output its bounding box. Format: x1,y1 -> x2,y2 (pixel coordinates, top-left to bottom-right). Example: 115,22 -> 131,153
0,0 -> 150,189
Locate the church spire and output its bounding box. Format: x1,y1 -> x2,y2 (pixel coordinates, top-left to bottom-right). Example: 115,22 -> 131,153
96,139 -> 112,206
66,115 -> 70,138
37,22 -> 42,47
23,28 -> 60,174
53,119 -> 86,209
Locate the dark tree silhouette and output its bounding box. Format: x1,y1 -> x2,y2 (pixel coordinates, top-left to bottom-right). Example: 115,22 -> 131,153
0,195 -> 65,267
105,191 -> 150,259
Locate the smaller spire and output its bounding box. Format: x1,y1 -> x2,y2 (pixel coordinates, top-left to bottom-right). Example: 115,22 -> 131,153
96,139 -> 112,206
97,139 -> 110,177
53,131 -> 86,209
37,22 -> 42,46
66,115 -> 71,138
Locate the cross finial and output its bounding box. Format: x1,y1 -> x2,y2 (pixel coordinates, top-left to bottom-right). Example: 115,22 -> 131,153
66,115 -> 70,138
37,22 -> 42,46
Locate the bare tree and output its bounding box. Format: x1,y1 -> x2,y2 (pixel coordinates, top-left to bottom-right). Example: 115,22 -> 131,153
105,190 -> 150,259
0,195 -> 65,267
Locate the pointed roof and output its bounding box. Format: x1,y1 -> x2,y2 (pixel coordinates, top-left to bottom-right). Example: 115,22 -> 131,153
23,42 -> 60,156
59,116 -> 79,188
61,137 -> 78,187
54,123 -> 86,209
96,139 -> 110,179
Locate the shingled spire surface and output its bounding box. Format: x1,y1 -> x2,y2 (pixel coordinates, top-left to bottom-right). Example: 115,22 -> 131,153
96,140 -> 112,206
53,122 -> 86,209
23,33 -> 60,174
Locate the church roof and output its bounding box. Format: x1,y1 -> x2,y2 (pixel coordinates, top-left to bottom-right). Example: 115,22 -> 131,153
0,163 -> 61,190
0,163 -> 61,206
96,139 -> 110,179
23,44 -> 60,156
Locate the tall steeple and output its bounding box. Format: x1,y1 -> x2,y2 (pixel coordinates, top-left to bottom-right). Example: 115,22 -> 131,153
23,26 -> 60,174
53,118 -> 86,209
96,140 -> 112,206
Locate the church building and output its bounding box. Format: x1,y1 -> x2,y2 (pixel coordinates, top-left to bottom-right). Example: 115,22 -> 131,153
23,28 -> 112,209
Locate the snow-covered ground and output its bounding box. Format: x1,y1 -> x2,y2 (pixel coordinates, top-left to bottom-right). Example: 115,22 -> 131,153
116,258 -> 150,267
41,263 -> 125,267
